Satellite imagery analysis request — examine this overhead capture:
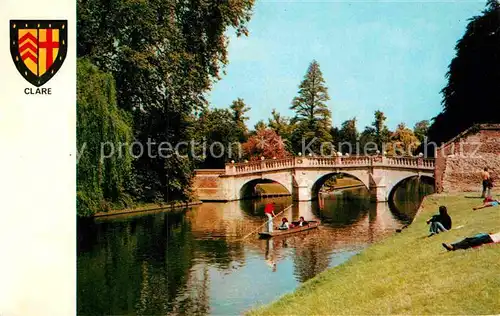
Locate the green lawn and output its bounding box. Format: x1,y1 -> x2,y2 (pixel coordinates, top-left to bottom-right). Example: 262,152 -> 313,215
249,193 -> 500,315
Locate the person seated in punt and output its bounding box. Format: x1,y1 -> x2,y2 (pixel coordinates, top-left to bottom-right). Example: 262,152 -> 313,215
291,216 -> 309,227
473,197 -> 500,211
278,217 -> 290,230
298,216 -> 308,227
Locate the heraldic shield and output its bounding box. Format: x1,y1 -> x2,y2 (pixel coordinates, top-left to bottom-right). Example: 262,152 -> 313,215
10,20 -> 68,87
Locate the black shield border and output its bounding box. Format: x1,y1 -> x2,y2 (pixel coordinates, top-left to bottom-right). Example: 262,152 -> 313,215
10,20 -> 68,87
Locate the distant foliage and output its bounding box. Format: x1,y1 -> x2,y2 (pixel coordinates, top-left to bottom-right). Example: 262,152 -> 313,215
243,129 -> 290,161
413,120 -> 430,143
337,118 -> 359,153
196,108 -> 243,168
252,120 -> 268,134
268,109 -> 294,153
428,1 -> 500,144
77,59 -> 134,216
230,98 -> 251,142
387,123 -> 420,156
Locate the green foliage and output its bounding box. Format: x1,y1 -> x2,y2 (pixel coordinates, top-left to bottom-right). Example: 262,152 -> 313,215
78,0 -> 256,205
291,60 -> 331,125
268,109 -> 294,153
372,110 -> 391,150
359,126 -> 377,155
77,58 -> 134,216
353,110 -> 392,155
230,98 -> 251,142
387,123 -> 421,156
291,121 -> 334,155
428,1 -> 500,145
254,120 -> 267,132
413,120 -> 430,143
337,118 -> 359,153
290,60 -> 333,154
196,108 -> 243,168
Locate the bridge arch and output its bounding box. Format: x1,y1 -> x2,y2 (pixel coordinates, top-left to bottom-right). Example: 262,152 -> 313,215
310,171 -> 370,199
239,178 -> 291,199
233,172 -> 293,200
386,174 -> 435,201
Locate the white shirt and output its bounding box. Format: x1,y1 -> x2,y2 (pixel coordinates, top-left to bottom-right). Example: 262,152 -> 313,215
490,232 -> 500,243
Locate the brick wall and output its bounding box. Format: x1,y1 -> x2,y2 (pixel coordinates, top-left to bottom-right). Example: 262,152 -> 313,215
192,171 -> 226,200
435,124 -> 500,193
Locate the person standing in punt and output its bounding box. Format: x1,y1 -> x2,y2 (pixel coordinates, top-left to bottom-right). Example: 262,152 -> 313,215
264,202 -> 277,233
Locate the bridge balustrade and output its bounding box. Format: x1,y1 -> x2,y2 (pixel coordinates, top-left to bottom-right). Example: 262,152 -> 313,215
224,156 -> 435,175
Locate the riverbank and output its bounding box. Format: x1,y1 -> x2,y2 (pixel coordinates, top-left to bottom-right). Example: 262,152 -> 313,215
249,193 -> 500,315
92,200 -> 202,218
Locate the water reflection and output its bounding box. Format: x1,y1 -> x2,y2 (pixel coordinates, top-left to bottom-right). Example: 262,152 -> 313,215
77,181 -> 433,315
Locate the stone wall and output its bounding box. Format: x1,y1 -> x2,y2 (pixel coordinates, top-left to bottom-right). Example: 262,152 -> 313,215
192,170 -> 227,201
435,124 -> 500,193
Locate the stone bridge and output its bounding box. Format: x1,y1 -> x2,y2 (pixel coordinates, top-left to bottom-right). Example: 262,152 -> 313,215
193,156 -> 435,202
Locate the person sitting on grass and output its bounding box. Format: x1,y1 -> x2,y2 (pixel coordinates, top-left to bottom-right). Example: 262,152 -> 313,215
473,197 -> 500,211
278,217 -> 290,230
426,205 -> 452,236
442,232 -> 500,251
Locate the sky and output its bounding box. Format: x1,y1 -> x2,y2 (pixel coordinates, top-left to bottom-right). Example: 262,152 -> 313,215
206,0 -> 488,131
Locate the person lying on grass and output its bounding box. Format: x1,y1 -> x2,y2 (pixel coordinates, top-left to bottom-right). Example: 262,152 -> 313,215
473,197 -> 500,211
426,205 -> 452,236
442,232 -> 500,251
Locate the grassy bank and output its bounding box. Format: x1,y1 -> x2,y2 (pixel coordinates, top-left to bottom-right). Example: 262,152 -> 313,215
249,193 -> 500,315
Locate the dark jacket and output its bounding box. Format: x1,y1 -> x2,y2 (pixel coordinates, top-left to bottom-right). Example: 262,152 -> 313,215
431,214 -> 452,230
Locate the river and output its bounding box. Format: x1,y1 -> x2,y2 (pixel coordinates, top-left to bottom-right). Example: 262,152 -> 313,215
77,178 -> 434,315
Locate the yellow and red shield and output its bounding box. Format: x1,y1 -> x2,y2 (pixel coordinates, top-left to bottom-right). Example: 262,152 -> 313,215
10,20 -> 67,87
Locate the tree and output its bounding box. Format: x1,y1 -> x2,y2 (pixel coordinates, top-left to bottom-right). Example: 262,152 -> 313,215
428,1 -> 500,145
372,110 -> 391,151
290,60 -> 333,154
196,108 -> 242,168
230,98 -> 250,142
291,60 -> 331,126
77,59 -> 134,216
268,109 -> 292,139
268,109 -> 294,152
242,129 -> 290,161
77,0 -> 256,204
413,120 -> 430,143
254,120 -> 267,132
359,126 -> 377,155
337,118 -> 359,154
387,123 -> 420,156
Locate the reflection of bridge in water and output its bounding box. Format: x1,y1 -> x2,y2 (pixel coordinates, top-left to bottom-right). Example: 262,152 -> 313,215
186,198 -> 407,283
194,156 -> 435,202
187,198 -> 405,249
